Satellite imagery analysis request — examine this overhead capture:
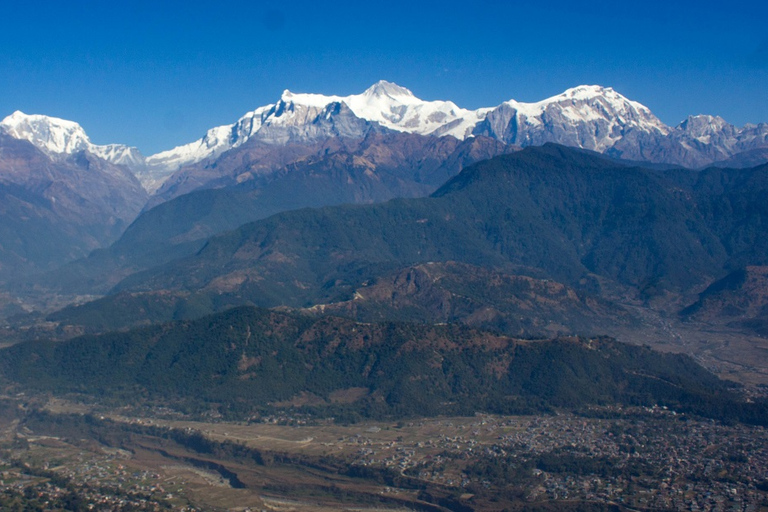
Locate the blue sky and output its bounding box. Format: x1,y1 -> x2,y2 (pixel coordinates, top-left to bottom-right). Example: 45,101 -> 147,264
1,0 -> 766,155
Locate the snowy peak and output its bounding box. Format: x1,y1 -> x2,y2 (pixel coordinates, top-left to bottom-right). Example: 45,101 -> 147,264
677,115 -> 730,136
361,80 -> 416,100
146,81 -> 477,180
559,84 -> 619,100
143,116 -> 260,192
1,110 -> 92,154
474,84 -> 669,152
0,110 -> 145,171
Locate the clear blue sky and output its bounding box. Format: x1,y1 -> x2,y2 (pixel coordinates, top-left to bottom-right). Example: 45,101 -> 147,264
1,0 -> 766,155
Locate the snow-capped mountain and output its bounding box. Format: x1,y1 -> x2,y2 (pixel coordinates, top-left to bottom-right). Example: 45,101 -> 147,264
0,111 -> 145,170
147,81 -> 767,189
143,106 -> 272,188
0,111 -> 92,154
154,82 -> 669,172
3,82 -> 767,195
673,114 -> 768,155
143,80 -> 484,191
473,85 -> 669,151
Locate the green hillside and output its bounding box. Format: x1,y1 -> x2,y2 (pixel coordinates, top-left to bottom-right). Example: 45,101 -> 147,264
116,144 -> 766,307
3,306 -> 765,424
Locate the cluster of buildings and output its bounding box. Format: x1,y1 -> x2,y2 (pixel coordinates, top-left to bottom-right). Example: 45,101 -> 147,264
339,409 -> 768,510
0,447 -> 197,511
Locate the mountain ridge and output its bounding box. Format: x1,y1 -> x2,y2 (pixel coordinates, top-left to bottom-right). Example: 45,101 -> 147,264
3,304 -> 760,423
0,111 -> 145,169
28,132 -> 515,298
110,145 -> 759,310
4,81 -> 767,193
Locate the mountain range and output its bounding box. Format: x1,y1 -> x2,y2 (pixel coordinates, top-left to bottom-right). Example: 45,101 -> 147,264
17,144 -> 762,351
3,81 -> 767,195
0,82 -> 765,281
110,145 -> 767,299
1,81 -> 767,351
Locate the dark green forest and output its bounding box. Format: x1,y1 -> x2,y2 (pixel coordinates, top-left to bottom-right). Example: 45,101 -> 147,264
3,306 -> 765,424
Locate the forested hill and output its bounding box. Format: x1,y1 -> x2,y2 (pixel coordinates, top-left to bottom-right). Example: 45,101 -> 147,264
2,306 -> 765,424
113,144 -> 768,312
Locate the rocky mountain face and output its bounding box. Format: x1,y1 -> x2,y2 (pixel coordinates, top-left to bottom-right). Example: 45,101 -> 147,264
148,126 -> 514,206
0,133 -> 147,281
607,115 -> 768,168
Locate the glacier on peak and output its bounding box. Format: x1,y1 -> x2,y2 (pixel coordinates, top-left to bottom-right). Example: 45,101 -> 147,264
363,79 -> 416,99
1,111 -> 93,154
0,110 -> 145,170
144,81 -> 480,182
471,85 -> 671,152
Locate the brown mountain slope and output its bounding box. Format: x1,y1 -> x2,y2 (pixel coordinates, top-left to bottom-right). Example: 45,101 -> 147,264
0,134 -> 147,280
149,130 -> 515,207
30,133 -> 514,299
305,261 -> 637,337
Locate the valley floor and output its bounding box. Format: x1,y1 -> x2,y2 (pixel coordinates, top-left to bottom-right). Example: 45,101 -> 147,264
2,397 -> 768,511
607,305 -> 768,387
